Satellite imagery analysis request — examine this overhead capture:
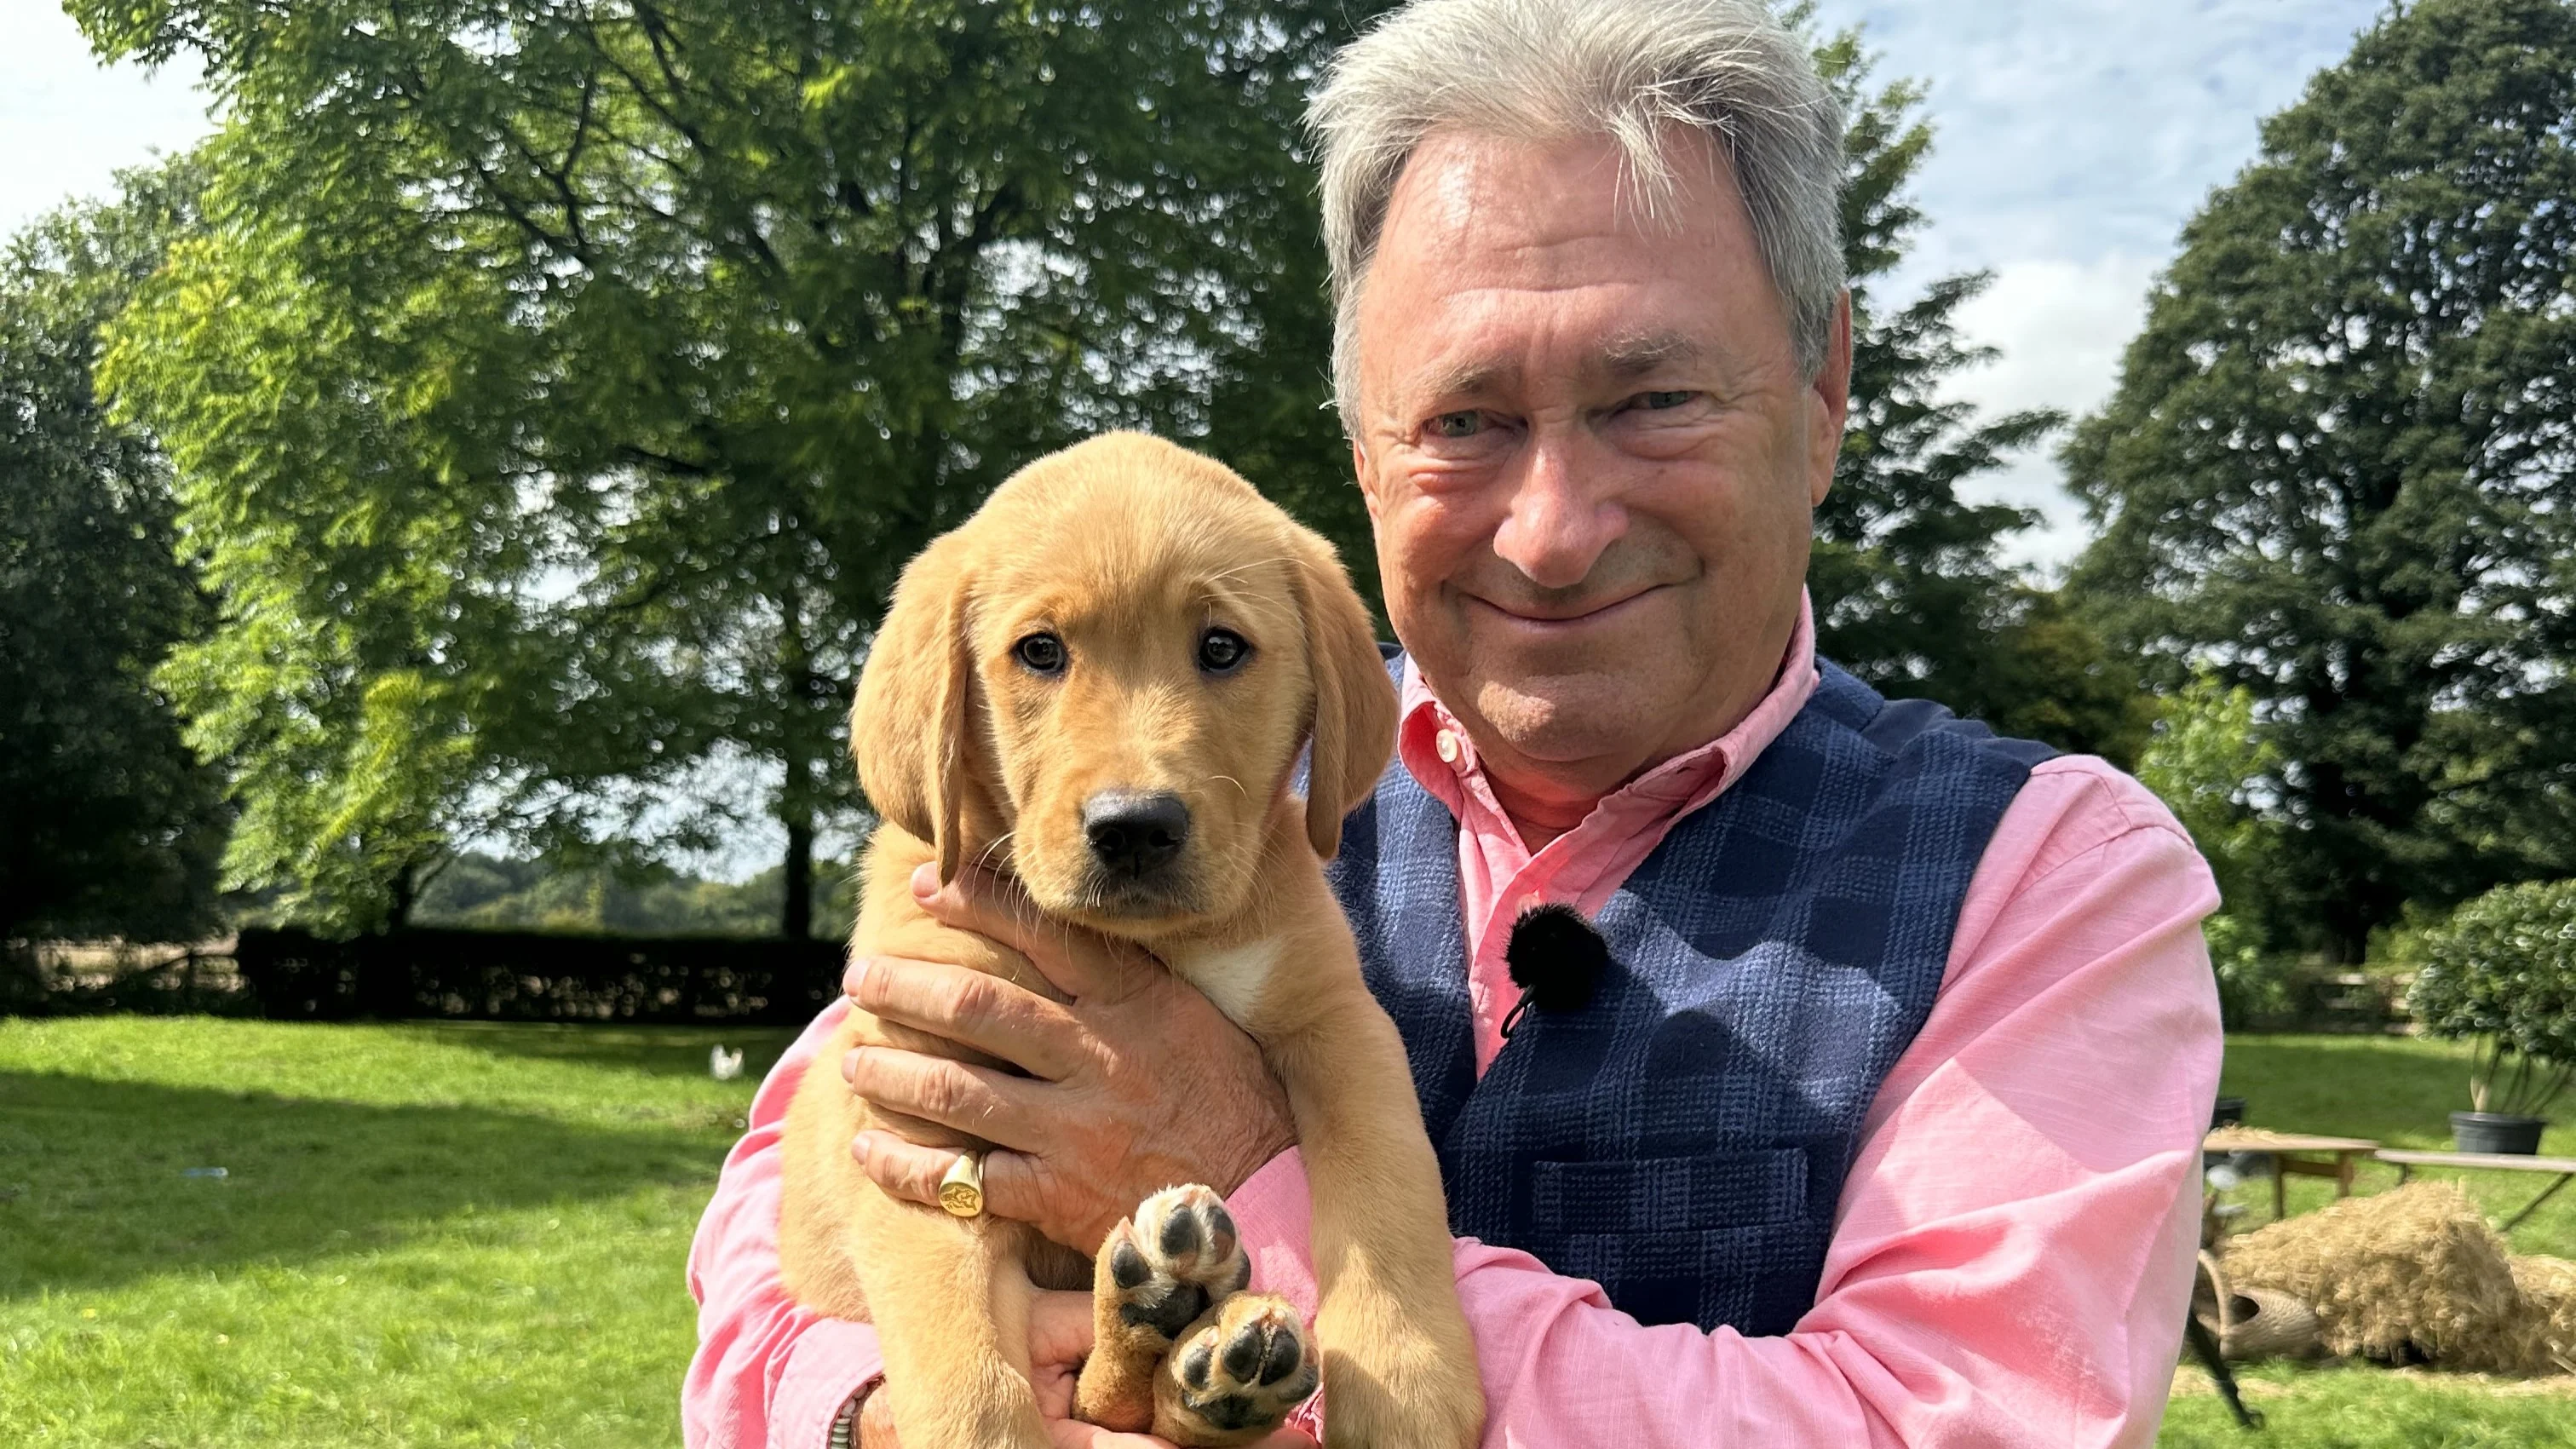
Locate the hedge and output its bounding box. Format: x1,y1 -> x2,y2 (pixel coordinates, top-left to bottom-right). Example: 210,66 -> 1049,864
231,927 -> 845,1024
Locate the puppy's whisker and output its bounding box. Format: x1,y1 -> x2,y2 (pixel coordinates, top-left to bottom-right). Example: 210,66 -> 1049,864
1211,774 -> 1248,798
973,831 -> 1016,874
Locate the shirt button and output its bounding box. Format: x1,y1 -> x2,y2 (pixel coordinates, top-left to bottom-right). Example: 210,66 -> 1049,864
1435,729 -> 1462,765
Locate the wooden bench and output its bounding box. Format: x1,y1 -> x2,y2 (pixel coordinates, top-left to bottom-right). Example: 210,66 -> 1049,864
2205,1128 -> 2381,1222
2375,1148 -> 2576,1232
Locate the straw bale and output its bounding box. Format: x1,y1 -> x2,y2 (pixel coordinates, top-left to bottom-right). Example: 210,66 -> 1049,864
2220,1182 -> 2532,1370
2515,1256 -> 2576,1376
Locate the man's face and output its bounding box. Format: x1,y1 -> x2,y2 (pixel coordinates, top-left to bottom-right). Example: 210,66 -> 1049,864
1350,129 -> 1849,801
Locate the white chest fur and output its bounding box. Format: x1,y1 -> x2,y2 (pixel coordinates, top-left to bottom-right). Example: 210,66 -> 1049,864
1169,936 -> 1283,1026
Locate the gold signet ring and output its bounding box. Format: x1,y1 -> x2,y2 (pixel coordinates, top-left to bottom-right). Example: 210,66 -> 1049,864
937,1150 -> 986,1218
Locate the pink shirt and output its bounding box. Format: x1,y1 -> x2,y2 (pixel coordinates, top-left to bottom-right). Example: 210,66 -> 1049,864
684,601 -> 2223,1448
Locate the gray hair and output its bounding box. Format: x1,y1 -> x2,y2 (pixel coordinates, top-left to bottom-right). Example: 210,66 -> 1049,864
1308,0 -> 1847,430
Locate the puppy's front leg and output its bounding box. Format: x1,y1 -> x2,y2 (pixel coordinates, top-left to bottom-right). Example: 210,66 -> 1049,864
1268,998 -> 1484,1449
856,1193 -> 1052,1449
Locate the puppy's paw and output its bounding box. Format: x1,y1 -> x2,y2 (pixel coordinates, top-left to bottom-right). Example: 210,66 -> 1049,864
1154,1292 -> 1318,1446
1103,1184 -> 1251,1343
1077,1184 -> 1258,1435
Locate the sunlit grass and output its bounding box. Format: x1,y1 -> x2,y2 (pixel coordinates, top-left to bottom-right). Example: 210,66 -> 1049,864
0,1017 -> 797,1447
5,1020 -> 2574,1446
2214,1033 -> 2575,1260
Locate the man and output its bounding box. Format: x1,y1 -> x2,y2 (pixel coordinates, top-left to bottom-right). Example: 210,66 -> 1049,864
685,0 -> 2222,1444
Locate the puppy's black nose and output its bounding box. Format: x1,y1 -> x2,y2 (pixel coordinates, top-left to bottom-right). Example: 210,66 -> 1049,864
1083,791 -> 1191,877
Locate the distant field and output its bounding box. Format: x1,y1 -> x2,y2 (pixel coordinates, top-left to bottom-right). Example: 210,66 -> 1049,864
3,1021 -> 2573,1446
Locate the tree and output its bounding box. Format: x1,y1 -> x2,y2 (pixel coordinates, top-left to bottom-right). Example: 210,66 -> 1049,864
0,160 -> 230,946
2066,0 -> 2576,959
1807,25 -> 2153,765
81,0 -> 1395,936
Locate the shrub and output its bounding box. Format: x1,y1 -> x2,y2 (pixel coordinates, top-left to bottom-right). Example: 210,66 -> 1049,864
2406,880 -> 2576,1118
2208,912 -> 2301,1028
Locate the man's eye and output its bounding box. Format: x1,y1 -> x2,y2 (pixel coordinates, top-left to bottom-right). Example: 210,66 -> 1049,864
1197,628 -> 1251,674
1639,390 -> 1696,411
1428,411 -> 1485,439
1013,633 -> 1066,675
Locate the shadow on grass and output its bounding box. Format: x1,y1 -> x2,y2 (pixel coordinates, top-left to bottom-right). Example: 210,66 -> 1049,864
391,1019 -> 804,1082
0,1070 -> 727,1298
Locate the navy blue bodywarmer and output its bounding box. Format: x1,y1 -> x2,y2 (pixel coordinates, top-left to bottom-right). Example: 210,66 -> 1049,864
1324,658 -> 2054,1335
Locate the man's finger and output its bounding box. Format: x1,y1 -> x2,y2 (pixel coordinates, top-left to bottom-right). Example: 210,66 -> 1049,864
853,1132 -> 1044,1222
848,954 -> 1089,1081
911,863 -> 1152,1001
844,1045 -> 1046,1151
1027,1288 -> 1097,1372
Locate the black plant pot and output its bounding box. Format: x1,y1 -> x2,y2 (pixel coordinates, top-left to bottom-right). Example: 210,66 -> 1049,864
2450,1111 -> 2547,1155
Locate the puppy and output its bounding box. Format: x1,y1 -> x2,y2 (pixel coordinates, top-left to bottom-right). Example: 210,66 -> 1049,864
779,434 -> 1483,1449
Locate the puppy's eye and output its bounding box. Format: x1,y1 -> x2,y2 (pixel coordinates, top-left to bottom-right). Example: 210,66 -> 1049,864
1013,633 -> 1067,676
1197,629 -> 1251,675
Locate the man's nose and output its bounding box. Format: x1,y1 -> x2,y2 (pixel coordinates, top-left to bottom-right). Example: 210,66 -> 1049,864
1491,430 -> 1625,590
1082,791 -> 1192,878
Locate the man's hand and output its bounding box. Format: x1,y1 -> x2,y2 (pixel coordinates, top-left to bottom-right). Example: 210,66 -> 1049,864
857,1290 -> 1316,1449
842,863 -> 1298,1253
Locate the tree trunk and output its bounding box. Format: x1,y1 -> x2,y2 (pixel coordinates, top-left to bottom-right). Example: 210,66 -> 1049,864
782,811 -> 814,940
388,859 -> 418,932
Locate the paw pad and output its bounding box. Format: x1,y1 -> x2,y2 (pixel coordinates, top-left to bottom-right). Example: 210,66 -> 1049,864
1104,1185 -> 1251,1343
1167,1294 -> 1318,1435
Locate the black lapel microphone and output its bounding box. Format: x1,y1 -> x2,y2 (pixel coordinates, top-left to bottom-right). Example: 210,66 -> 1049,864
1499,902 -> 1611,1039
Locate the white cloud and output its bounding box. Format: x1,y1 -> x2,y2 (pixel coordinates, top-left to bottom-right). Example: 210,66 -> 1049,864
1803,0 -> 2388,570
0,5 -> 215,239
1946,252 -> 2161,569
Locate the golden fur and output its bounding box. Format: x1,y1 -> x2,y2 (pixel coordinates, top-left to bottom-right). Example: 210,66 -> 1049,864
779,434 -> 1483,1448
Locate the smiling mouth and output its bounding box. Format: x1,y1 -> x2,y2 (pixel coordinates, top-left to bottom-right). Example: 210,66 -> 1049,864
1466,584 -> 1666,627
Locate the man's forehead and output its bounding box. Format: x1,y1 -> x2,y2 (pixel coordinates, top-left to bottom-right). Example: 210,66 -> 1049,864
1416,328 -> 1708,400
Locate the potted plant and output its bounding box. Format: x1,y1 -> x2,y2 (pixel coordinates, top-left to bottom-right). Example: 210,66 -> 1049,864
2406,879 -> 2576,1154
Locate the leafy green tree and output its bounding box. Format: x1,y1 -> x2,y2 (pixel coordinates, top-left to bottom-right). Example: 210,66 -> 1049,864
2067,0 -> 2576,959
2136,671 -> 2297,1021
1805,26 -> 2150,764
0,161 -> 230,946
81,0 -> 1395,936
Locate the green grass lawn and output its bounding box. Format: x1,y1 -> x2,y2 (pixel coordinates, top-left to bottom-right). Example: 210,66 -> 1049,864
3,1021 -> 2573,1446
0,1016 -> 800,1447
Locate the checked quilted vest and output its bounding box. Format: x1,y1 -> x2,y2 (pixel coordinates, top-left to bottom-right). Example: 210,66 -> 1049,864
1325,658 -> 2054,1335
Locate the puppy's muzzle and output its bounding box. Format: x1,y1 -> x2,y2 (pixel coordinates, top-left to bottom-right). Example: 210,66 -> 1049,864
1082,791 -> 1191,880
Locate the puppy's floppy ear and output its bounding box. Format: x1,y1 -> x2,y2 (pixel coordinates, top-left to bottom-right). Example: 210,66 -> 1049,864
1289,526 -> 1399,859
850,535 -> 980,883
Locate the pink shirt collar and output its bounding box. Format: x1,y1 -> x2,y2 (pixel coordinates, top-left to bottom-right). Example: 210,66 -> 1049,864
1395,590 -> 1820,833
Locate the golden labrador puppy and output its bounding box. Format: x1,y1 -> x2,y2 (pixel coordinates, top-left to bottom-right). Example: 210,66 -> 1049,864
779,434 -> 1483,1449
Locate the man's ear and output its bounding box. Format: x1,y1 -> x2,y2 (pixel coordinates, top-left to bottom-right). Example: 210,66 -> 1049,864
850,536 -> 979,883
1809,290 -> 1854,508
1291,526 -> 1399,859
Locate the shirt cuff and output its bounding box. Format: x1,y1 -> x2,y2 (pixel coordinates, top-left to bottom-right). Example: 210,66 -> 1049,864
774,1317 -> 883,1449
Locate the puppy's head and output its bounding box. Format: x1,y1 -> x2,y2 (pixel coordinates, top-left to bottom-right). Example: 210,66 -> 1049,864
850,434 -> 1394,938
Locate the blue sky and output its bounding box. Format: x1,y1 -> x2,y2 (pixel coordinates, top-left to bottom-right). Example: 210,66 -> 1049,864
3,0 -> 2389,569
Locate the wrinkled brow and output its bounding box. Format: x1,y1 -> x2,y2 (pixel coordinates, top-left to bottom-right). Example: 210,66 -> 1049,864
1414,328 -> 1706,401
